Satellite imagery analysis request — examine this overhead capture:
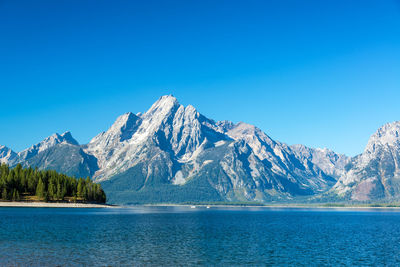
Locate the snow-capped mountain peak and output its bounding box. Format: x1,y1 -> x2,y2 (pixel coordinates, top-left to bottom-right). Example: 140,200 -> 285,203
332,121 -> 400,201
18,132 -> 80,161
109,112 -> 134,132
144,95 -> 180,118
365,121 -> 400,153
86,95 -> 227,179
60,131 -> 79,146
0,145 -> 18,165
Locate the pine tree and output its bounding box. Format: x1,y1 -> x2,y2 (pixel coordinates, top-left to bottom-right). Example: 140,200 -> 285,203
2,188 -> 7,200
62,183 -> 67,200
27,174 -> 36,194
44,192 -> 49,202
77,179 -> 83,199
12,189 -> 17,201
36,178 -> 45,200
48,181 -> 56,200
56,182 -> 63,201
21,174 -> 27,193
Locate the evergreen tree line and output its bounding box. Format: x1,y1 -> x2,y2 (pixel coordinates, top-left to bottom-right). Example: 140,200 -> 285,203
0,164 -> 106,203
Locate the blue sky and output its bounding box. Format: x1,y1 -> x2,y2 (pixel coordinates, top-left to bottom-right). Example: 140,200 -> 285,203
0,0 -> 399,156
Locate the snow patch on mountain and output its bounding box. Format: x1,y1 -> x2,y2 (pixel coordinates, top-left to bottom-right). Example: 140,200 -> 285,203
290,144 -> 349,178
0,145 -> 18,165
365,121 -> 400,153
333,121 -> 400,201
86,95 -> 228,181
18,131 -> 79,161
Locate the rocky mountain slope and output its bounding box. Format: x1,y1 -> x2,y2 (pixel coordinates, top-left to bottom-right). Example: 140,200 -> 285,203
1,132 -> 98,178
333,121 -> 400,201
290,144 -> 350,179
85,96 -> 339,203
0,145 -> 18,165
3,95 -> 395,204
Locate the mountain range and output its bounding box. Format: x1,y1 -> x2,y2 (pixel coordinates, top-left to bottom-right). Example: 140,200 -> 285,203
2,95 -> 400,204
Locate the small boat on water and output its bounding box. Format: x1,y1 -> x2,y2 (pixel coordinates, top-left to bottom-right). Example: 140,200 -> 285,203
190,205 -> 196,209
206,206 -> 210,209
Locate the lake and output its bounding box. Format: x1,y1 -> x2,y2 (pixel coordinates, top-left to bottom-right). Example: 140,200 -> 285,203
1,206 -> 400,266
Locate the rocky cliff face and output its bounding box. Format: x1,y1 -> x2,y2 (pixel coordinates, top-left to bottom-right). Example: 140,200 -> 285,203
85,96 -> 227,182
18,131 -> 79,161
1,132 -> 98,178
290,144 -> 350,179
0,145 -> 18,165
83,95 -> 337,203
333,121 -> 400,201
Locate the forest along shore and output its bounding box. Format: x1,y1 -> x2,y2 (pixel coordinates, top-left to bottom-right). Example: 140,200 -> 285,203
0,164 -> 107,203
0,201 -> 114,208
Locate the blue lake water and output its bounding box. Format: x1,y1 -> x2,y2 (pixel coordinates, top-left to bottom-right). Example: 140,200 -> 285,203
1,206 -> 400,266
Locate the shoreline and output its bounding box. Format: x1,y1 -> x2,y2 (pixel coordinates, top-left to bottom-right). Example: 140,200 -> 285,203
0,201 -> 115,208
2,201 -> 400,210
142,203 -> 400,210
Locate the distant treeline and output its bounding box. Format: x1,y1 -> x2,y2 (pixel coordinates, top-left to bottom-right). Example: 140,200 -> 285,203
0,164 -> 106,203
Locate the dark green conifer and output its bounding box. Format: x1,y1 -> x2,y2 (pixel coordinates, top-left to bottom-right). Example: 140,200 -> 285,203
2,188 -> 7,200
77,179 -> 83,198
36,178 -> 45,200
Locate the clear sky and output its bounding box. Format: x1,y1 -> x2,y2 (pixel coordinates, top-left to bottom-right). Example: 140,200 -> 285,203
0,0 -> 399,156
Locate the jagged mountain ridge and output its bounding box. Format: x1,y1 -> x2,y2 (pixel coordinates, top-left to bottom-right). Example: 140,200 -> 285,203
0,145 -> 18,165
85,96 -> 229,182
333,121 -> 400,201
0,95 -> 350,204
2,132 -> 98,178
19,131 -> 79,161
290,144 -> 350,179
86,95 -> 339,203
